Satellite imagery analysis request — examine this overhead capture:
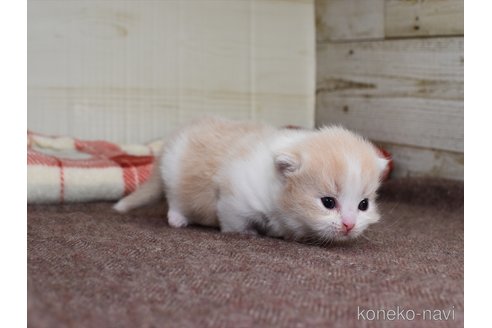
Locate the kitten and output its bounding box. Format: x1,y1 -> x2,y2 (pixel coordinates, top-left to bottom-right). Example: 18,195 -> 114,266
114,117 -> 388,242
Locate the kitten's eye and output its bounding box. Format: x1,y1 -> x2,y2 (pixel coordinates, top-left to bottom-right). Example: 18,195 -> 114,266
358,198 -> 369,211
321,197 -> 336,209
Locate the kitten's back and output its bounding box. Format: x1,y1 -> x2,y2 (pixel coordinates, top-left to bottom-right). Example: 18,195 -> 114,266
164,117 -> 273,226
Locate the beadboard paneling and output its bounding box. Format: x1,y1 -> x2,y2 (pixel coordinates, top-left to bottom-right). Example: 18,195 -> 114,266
28,0 -> 315,143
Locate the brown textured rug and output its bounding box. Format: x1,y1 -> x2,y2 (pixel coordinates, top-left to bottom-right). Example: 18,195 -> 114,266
27,178 -> 463,327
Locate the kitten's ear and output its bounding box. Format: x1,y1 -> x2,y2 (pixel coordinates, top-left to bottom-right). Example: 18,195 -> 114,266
377,157 -> 389,172
377,156 -> 390,181
274,152 -> 301,176
373,146 -> 391,181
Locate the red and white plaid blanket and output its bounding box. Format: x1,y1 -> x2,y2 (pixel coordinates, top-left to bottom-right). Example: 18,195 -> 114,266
27,132 -> 164,204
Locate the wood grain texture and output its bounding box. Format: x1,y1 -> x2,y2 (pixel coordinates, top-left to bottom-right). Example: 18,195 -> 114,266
315,0 -> 384,42
315,0 -> 463,41
28,0 -> 315,143
377,142 -> 463,180
385,0 -> 464,38
316,37 -> 463,152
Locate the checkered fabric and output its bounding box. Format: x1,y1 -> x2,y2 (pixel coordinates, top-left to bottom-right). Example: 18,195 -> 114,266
27,131 -> 164,204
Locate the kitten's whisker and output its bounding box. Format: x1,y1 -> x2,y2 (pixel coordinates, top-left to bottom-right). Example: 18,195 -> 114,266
358,232 -> 383,245
380,216 -> 404,230
378,201 -> 404,231
386,201 -> 400,215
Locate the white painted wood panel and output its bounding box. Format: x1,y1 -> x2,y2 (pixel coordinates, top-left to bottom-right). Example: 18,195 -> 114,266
316,37 -> 463,152
28,0 -> 315,143
315,0 -> 384,42
385,0 -> 464,38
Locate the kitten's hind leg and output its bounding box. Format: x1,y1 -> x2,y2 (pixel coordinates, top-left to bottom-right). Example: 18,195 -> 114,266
165,192 -> 189,228
167,208 -> 189,228
167,209 -> 189,228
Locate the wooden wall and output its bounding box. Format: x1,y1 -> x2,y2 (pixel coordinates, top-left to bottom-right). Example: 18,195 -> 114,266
28,0 -> 315,143
315,0 -> 463,180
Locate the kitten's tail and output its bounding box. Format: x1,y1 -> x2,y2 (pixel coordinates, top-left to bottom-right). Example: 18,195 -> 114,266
113,155 -> 164,213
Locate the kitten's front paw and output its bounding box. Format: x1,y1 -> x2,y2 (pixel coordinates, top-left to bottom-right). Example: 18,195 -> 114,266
221,227 -> 258,236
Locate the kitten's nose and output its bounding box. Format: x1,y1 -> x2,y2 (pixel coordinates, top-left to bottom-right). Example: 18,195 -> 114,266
342,222 -> 355,233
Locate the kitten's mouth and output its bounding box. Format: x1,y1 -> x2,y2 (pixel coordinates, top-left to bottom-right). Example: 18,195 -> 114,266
338,229 -> 359,240
316,231 -> 358,245
339,233 -> 353,240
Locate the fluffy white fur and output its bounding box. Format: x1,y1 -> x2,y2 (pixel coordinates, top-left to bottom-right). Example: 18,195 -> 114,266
115,117 -> 388,242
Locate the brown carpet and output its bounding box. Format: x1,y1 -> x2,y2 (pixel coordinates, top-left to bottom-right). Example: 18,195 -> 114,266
27,178 -> 463,328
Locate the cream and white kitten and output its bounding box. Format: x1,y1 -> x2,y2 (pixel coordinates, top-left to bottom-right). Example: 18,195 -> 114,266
114,117 -> 388,242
